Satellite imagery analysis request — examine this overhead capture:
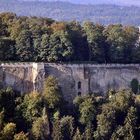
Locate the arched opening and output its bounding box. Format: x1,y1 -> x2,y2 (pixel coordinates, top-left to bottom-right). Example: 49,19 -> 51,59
78,81 -> 81,90
78,92 -> 81,96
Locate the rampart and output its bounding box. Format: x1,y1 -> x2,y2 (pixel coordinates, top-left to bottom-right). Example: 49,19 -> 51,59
1,63 -> 140,101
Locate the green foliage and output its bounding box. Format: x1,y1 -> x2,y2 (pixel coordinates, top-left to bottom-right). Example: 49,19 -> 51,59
79,98 -> 96,125
104,25 -> 139,63
73,95 -> 84,107
31,108 -> 50,140
94,103 -> 116,139
94,90 -> 134,139
0,13 -> 140,63
83,22 -> 107,62
52,116 -> 74,140
83,124 -> 94,140
0,38 -> 15,61
52,119 -> 63,140
111,107 -> 137,140
14,132 -> 29,140
1,123 -> 16,140
0,85 -> 140,140
73,128 -> 83,140
60,116 -> 75,140
109,90 -> 133,111
15,29 -> 34,61
19,92 -> 43,125
123,107 -> 137,139
131,79 -> 139,94
48,31 -> 73,62
43,76 -> 62,109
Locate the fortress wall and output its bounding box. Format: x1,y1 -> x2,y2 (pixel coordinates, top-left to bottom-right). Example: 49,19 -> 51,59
89,65 -> 140,95
45,63 -> 140,101
0,63 -> 45,94
0,63 -> 140,102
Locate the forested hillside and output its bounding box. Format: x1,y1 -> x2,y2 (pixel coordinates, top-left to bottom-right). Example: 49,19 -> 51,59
0,0 -> 140,25
34,0 -> 140,6
0,13 -> 140,63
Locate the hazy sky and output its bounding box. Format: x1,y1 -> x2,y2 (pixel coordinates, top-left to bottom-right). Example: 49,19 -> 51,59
24,0 -> 140,6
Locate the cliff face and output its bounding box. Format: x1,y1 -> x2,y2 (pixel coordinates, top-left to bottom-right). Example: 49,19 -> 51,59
0,63 -> 140,101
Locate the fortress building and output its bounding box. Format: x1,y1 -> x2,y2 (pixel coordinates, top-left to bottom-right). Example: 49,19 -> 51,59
0,63 -> 140,101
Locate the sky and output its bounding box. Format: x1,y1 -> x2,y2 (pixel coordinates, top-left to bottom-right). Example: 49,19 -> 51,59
22,0 -> 140,6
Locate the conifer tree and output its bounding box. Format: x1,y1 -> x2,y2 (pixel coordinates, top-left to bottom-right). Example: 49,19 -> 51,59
73,128 -> 83,140
43,76 -> 62,109
31,108 -> 50,140
83,124 -> 94,140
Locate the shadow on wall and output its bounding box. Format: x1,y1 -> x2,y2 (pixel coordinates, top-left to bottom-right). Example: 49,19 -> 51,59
131,78 -> 140,94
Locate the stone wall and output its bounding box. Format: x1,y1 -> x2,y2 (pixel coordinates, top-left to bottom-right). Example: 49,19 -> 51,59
0,63 -> 45,94
1,63 -> 140,102
45,63 -> 140,101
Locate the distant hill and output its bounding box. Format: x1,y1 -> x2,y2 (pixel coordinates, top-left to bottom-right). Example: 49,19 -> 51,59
20,0 -> 140,7
0,0 -> 140,25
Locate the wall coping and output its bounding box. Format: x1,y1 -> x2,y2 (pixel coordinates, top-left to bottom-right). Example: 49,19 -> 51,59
0,62 -> 140,68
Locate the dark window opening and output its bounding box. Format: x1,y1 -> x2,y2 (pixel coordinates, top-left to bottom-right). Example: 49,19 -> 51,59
78,81 -> 81,89
78,92 -> 81,96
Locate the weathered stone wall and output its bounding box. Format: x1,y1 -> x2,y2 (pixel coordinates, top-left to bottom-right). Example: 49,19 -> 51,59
1,63 -> 140,102
45,63 -> 140,101
0,63 -> 45,94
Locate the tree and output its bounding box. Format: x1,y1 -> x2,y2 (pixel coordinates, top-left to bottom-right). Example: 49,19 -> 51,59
1,123 -> 16,140
38,34 -> 50,61
103,24 -> 139,63
0,38 -> 15,61
103,24 -> 125,63
110,125 -> 125,140
110,90 -> 133,112
20,92 -> 43,126
43,76 -> 62,109
15,29 -> 34,61
47,30 -> 73,62
60,116 -> 75,140
52,115 -> 74,140
123,26 -> 139,63
73,128 -> 83,140
30,24 -> 43,61
94,103 -> 116,140
31,108 -> 50,140
0,18 -> 7,37
52,118 -> 63,140
83,124 -> 94,140
123,107 -> 137,140
111,107 -> 137,140
68,21 -> 89,61
79,97 -> 96,125
83,22 -> 107,63
14,132 -> 29,140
